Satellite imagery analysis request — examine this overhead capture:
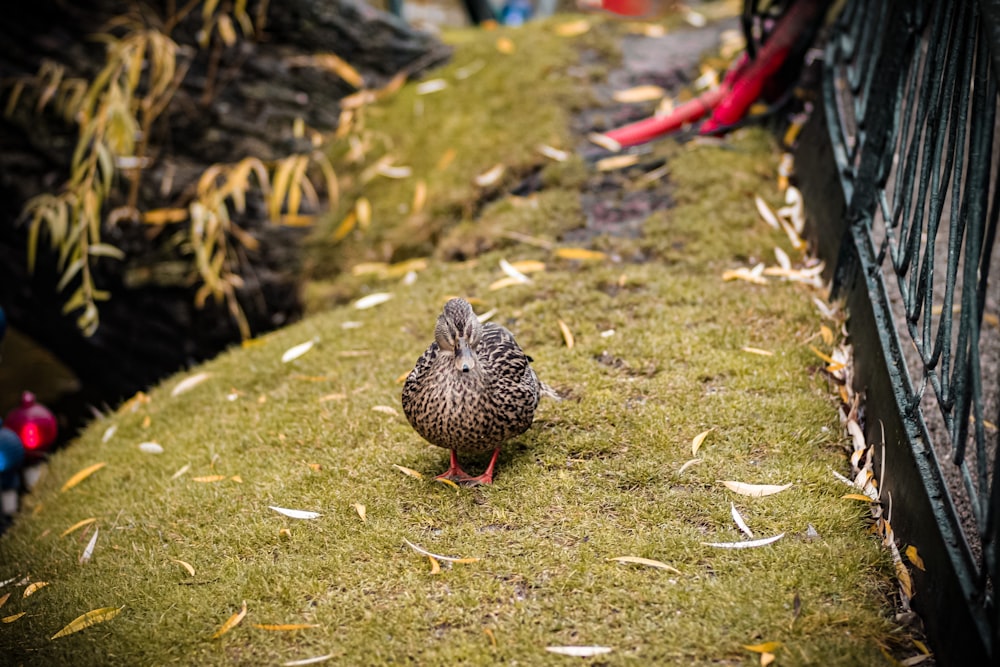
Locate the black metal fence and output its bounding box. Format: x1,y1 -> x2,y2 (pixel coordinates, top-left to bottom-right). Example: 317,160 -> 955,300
796,0 -> 1000,665
797,0 -> 1000,663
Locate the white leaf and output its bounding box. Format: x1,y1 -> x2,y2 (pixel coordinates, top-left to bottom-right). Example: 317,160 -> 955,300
677,458 -> 702,474
282,338 -> 318,363
269,506 -> 321,520
536,144 -> 568,162
171,372 -> 211,397
371,405 -> 399,416
402,538 -> 479,563
283,654 -> 335,667
353,293 -> 393,310
170,463 -> 191,480
341,321 -> 363,329
755,195 -> 779,229
101,424 -> 117,443
721,481 -> 793,497
702,533 -> 785,549
730,502 -> 754,538
79,527 -> 99,564
476,308 -> 497,323
415,79 -> 447,95
545,646 -> 613,657
499,258 -> 531,284
774,246 -> 791,271
138,442 -> 163,454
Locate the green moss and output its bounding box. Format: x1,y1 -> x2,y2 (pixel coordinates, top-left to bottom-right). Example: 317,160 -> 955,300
0,13 -> 908,667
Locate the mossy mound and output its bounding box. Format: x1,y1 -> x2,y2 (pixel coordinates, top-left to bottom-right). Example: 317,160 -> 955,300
0,13 -> 907,667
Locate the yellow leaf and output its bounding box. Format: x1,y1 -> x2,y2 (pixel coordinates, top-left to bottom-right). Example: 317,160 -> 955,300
896,559 -> 914,599
141,208 -> 189,224
906,545 -> 925,571
761,652 -> 776,666
474,163 -> 505,187
809,344 -> 835,364
428,555 -> 441,575
596,154 -> 640,171
436,148 -> 456,171
356,197 -> 371,229
24,581 -> 48,597
61,462 -> 107,492
553,19 -> 590,36
352,503 -> 367,522
171,559 -> 196,576
2,612 -> 26,623
691,429 -> 712,456
744,641 -> 783,653
332,210 -> 357,243
612,85 -> 666,103
558,320 -> 575,349
489,276 -> 526,291
61,517 -> 97,537
393,464 -> 424,480
412,180 -> 427,214
192,475 -> 227,483
434,478 -> 461,492
212,601 -> 248,639
842,493 -> 874,502
554,247 -> 607,262
252,623 -> 319,631
820,325 -> 834,345
0,593 -> 9,609
51,606 -> 123,639
607,556 -> 681,573
508,260 -> 546,274
495,37 -> 515,54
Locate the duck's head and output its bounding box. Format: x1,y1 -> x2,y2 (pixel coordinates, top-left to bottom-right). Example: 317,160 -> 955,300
434,298 -> 483,373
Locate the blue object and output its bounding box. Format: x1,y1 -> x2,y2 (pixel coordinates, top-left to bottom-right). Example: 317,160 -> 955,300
0,421 -> 24,490
500,0 -> 533,26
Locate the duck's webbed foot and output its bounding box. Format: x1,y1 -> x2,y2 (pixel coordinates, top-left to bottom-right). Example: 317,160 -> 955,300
435,448 -> 501,486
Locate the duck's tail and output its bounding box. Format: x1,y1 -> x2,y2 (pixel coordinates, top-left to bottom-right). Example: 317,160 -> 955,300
539,381 -> 563,401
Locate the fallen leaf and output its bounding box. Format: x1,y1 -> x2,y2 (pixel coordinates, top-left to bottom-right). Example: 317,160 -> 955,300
252,623 -> 319,631
842,493 -> 874,502
721,481 -> 793,497
489,276 -> 528,291
283,654 -> 335,667
428,555 -> 441,575
23,581 -> 49,597
613,85 -> 665,103
906,545 -> 925,571
354,293 -> 393,310
331,210 -> 357,242
545,646 -> 613,657
474,163 -> 505,187
607,556 -> 680,573
744,641 -> 783,653
170,463 -> 191,480
393,464 -> 424,480
553,18 -> 590,36
731,503 -> 754,539
495,37 -> 515,54
171,372 -> 211,397
554,247 -> 607,262
742,346 -> 774,356
558,320 -> 575,349
79,527 -> 99,564
138,442 -> 164,454
61,517 -> 97,538
371,405 -> 399,416
434,477 -> 461,491
508,259 -> 546,274
171,559 -> 196,576
596,154 -> 640,171
319,392 -> 348,402
677,458 -> 702,474
415,78 -> 447,95
61,462 -> 107,492
0,593 -> 9,609
356,198 -> 371,229
192,475 -> 227,483
211,601 -> 247,639
722,266 -> 768,285
896,559 -> 914,599
587,132 -> 622,152
2,612 -> 26,623
774,246 -> 791,271
402,538 -> 480,563
282,338 -> 317,363
537,144 -> 568,162
702,533 -> 786,549
230,475 -> 243,483
691,429 -> 712,456
269,506 -> 321,520
499,258 -> 532,284
352,503 -> 367,522
101,424 -> 117,443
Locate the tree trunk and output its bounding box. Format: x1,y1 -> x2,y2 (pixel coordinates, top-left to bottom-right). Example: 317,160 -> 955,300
0,0 -> 449,411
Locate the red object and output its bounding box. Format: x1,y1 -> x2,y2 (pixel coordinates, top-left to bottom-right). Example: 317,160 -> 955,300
4,392 -> 57,456
603,0 -> 827,146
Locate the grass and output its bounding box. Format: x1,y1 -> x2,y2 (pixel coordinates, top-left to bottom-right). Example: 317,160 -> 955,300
0,12 -> 909,666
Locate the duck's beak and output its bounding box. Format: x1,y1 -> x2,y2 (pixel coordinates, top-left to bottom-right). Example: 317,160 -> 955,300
455,338 -> 475,373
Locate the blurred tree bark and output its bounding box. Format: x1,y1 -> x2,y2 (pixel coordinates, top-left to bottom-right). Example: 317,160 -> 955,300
0,0 -> 449,412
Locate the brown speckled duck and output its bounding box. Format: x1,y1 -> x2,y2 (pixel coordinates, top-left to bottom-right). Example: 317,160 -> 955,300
401,298 -> 557,485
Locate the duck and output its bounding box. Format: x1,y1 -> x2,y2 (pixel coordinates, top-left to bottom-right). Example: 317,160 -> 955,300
401,298 -> 557,485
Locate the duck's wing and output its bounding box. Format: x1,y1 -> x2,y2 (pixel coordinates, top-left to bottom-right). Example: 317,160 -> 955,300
403,342 -> 440,393
480,322 -> 532,380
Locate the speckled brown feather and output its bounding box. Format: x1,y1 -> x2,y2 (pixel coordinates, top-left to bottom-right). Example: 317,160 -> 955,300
401,299 -> 546,454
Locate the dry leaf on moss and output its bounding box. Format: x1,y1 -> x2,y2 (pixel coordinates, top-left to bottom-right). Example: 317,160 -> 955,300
282,339 -> 316,363
744,641 -> 783,653
393,464 -> 424,479
691,429 -> 712,456
721,481 -> 792,497
596,154 -> 639,171
354,293 -> 393,310
138,442 -> 163,454
475,163 -> 505,187
428,555 -> 441,575
61,462 -> 106,492
23,581 -> 48,597
558,320 -> 574,349
703,533 -> 785,549
587,132 -> 622,152
499,258 -> 531,284
742,347 -> 773,356
211,600 -> 247,639
283,654 -> 335,666
171,559 -> 196,576
678,458 -> 702,474
731,503 -> 754,538
554,19 -> 590,36
607,556 -> 680,573
403,538 -> 480,563
171,372 -> 211,397
546,646 -> 613,657
252,623 -> 319,631
536,144 -> 568,162
50,606 -> 123,639
61,517 -> 97,538
613,85 -> 665,103
352,503 -> 367,523
79,527 -> 99,564
2,612 -> 25,623
906,545 -> 925,571
555,247 -> 607,261
192,475 -> 226,483
269,506 -> 321,520
371,405 -> 399,416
